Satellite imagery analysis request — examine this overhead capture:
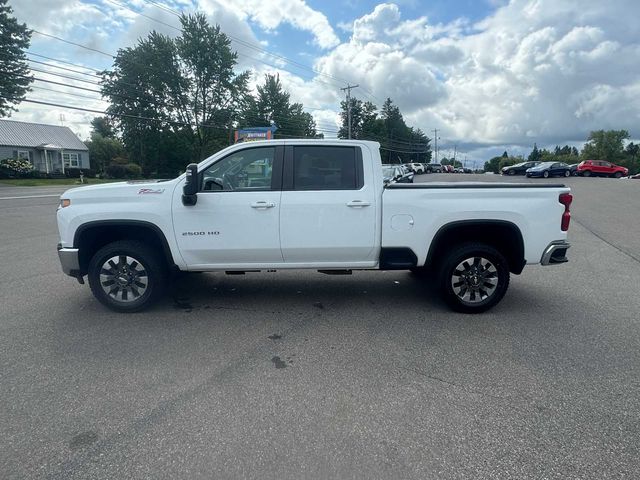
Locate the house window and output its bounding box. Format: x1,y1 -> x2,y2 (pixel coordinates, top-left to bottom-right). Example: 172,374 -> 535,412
63,153 -> 79,168
17,150 -> 29,161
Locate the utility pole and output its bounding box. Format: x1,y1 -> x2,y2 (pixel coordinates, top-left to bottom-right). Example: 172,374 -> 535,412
432,129 -> 439,163
341,84 -> 359,139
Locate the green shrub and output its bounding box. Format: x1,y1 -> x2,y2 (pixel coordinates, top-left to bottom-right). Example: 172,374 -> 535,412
0,158 -> 34,178
65,168 -> 97,178
124,163 -> 142,178
105,163 -> 142,179
105,164 -> 126,178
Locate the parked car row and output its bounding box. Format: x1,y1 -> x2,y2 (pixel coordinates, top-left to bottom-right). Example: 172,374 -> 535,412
502,159 -> 629,179
401,163 -> 473,174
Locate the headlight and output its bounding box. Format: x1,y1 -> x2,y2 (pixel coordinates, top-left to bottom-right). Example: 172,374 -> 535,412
59,198 -> 71,208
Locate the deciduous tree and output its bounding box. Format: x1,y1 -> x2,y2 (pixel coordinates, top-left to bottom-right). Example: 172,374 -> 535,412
0,0 -> 32,117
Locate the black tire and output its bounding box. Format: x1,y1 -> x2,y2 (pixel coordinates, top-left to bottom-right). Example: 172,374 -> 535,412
543,171 -> 549,178
508,169 -> 516,176
614,171 -> 622,178
437,242 -> 510,313
564,170 -> 570,177
582,170 -> 591,177
88,240 -> 167,312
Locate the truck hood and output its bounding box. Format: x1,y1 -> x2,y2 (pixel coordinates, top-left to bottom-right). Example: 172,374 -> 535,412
60,179 -> 179,201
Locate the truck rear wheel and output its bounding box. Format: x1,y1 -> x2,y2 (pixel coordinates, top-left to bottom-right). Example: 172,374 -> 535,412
88,240 -> 166,312
437,242 -> 510,313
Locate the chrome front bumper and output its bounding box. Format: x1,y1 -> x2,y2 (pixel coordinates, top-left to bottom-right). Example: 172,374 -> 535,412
541,241 -> 571,265
57,244 -> 80,276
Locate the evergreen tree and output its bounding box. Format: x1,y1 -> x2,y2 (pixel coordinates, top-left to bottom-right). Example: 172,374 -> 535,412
90,117 -> 116,139
0,0 -> 32,117
338,97 -> 430,163
240,74 -> 318,138
528,143 -> 541,162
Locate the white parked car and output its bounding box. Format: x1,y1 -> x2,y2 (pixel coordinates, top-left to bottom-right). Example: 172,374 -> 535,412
57,140 -> 572,314
409,163 -> 425,174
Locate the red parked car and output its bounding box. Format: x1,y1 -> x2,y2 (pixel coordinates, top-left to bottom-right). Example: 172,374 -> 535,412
577,160 -> 628,178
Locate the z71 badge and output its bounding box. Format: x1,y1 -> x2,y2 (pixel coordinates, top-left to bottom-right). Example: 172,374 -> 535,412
138,188 -> 165,194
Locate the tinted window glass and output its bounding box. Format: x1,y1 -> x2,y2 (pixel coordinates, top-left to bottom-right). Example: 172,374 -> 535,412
201,147 -> 274,192
293,146 -> 359,190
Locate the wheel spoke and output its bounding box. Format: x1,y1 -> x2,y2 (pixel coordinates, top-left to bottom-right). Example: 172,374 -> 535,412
451,255 -> 500,305
100,255 -> 148,304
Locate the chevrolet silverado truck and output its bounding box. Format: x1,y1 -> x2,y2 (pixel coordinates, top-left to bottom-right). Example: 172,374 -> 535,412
56,140 -> 572,314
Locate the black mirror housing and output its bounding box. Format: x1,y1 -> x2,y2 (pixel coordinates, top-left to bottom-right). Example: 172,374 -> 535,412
182,163 -> 198,206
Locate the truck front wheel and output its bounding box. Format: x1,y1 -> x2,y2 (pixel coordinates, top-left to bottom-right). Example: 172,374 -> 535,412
437,242 -> 510,313
88,240 -> 166,312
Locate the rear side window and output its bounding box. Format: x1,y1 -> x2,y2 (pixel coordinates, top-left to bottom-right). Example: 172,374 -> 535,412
292,146 -> 362,190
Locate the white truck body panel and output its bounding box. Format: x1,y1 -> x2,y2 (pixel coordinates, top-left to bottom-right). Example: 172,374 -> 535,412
382,184 -> 568,265
57,139 -> 570,272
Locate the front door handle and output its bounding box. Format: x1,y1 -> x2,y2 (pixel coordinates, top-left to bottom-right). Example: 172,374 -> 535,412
346,200 -> 371,207
251,201 -> 276,209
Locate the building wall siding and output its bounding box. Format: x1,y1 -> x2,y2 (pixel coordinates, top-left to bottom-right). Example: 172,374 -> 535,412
0,145 -> 90,172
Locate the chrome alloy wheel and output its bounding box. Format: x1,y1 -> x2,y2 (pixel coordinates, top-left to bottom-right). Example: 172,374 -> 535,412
99,255 -> 148,303
451,256 -> 499,305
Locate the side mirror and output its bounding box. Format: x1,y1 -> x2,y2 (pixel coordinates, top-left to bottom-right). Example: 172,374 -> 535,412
182,163 -> 198,206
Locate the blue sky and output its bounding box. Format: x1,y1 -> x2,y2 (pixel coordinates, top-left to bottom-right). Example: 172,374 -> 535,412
9,0 -> 640,167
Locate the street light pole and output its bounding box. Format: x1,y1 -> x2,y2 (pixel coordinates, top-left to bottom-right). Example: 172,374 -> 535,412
432,129 -> 439,163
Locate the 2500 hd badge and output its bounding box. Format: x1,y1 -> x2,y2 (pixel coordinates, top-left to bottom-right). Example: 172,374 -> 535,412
181,231 -> 220,236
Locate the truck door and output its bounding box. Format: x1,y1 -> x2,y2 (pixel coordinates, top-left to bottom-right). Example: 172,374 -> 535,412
279,145 -> 377,265
172,145 -> 284,268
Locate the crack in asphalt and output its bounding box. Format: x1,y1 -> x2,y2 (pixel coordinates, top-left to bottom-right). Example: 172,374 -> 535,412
573,216 -> 640,264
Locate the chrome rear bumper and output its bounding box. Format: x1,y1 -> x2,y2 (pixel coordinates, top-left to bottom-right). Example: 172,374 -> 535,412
541,241 -> 571,265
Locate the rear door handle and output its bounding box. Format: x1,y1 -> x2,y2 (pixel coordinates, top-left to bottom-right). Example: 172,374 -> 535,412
346,200 -> 371,207
251,201 -> 276,209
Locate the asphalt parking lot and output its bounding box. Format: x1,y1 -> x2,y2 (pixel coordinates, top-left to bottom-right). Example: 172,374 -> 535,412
1,175 -> 639,479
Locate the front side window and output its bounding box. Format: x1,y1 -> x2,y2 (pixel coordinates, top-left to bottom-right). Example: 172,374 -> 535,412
17,150 -> 29,161
63,153 -> 79,167
293,146 -> 359,190
201,147 -> 275,192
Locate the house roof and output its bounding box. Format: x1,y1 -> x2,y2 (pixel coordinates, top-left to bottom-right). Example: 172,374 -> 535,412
0,119 -> 88,151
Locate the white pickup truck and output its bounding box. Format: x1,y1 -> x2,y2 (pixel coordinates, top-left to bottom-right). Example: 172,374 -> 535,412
57,140 -> 572,314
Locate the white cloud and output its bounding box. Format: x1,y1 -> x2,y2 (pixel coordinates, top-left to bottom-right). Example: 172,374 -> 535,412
314,0 -> 640,164
210,0 -> 339,49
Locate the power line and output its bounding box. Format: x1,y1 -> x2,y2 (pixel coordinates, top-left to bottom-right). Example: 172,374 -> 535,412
29,85 -> 109,102
28,51 -> 103,72
137,0 -> 355,88
10,97 -> 340,140
31,30 -> 115,58
4,67 -> 341,135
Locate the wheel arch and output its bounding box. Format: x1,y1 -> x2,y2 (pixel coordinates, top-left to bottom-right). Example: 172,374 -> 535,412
74,220 -> 177,275
425,220 -> 526,274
